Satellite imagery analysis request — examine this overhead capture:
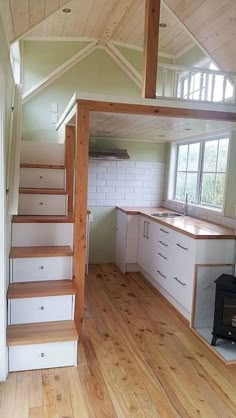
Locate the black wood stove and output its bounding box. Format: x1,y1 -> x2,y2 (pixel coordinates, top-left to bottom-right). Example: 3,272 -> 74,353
211,274 -> 236,346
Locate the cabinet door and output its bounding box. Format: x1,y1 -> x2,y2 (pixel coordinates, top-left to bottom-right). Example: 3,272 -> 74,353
115,211 -> 127,273
138,216 -> 148,271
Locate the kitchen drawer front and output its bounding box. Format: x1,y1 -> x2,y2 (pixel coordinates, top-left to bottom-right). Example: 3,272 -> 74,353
169,274 -> 193,313
152,247 -> 170,291
19,168 -> 65,189
172,230 -> 196,255
157,224 -> 173,242
11,257 -> 72,282
9,295 -> 74,324
9,341 -> 77,372
18,194 -> 67,216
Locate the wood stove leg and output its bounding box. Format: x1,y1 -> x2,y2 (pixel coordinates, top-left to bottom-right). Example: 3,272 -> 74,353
211,334 -> 218,346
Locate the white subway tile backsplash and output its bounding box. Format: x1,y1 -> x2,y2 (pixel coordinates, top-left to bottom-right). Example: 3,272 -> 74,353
88,159 -> 166,208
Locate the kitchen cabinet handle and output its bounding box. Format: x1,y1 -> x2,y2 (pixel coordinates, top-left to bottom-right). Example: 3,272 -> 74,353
159,240 -> 168,247
146,222 -> 150,239
40,266 -> 44,270
174,276 -> 186,287
160,228 -> 169,234
40,306 -> 44,311
157,270 -> 166,279
41,353 -> 45,358
143,221 -> 146,238
158,252 -> 167,260
176,243 -> 188,251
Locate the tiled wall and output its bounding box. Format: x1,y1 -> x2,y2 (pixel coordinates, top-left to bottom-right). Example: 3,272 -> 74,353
88,160 -> 166,207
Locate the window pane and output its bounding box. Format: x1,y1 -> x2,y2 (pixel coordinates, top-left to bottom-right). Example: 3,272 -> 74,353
215,174 -> 225,207
186,173 -> 198,202
177,145 -> 188,170
201,173 -> 216,205
203,140 -> 218,172
175,172 -> 186,200
217,138 -> 229,172
187,142 -> 200,171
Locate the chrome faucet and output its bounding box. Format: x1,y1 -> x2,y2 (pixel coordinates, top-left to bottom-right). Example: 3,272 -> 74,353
183,193 -> 189,216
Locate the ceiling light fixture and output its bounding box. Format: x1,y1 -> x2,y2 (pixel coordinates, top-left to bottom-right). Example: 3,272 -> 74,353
62,8 -> 71,13
159,23 -> 167,28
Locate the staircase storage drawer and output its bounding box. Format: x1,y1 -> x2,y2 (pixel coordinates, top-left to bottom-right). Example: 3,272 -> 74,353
9,340 -> 77,372
11,257 -> 72,282
18,194 -> 67,216
9,295 -> 74,324
20,168 -> 65,189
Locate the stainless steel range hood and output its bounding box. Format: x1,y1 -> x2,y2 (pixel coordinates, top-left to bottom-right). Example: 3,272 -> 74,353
89,149 -> 130,160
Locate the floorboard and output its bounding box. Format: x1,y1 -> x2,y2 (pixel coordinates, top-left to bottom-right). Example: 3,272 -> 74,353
1,264 -> 236,417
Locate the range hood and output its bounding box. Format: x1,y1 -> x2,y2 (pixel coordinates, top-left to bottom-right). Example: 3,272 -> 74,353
89,149 -> 130,160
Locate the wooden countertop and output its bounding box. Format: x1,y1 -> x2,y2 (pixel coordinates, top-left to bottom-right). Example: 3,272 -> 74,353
117,207 -> 235,240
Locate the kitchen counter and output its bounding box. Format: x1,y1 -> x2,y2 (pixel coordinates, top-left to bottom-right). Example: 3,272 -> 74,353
117,207 -> 235,240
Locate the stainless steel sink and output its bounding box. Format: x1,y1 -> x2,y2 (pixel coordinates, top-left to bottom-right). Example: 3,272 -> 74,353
150,212 -> 183,218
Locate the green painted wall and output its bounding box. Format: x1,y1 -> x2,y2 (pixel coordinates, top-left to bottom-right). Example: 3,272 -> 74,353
23,40 -> 90,92
175,45 -> 206,66
224,132 -> 236,219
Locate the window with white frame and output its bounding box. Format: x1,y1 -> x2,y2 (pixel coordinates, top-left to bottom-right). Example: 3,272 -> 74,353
174,136 -> 229,209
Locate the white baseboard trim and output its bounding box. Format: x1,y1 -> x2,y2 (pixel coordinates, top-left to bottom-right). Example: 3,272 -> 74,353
125,263 -> 139,272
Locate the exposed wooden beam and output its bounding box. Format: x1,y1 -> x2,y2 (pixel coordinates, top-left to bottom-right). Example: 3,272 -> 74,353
77,99 -> 236,122
142,0 -> 161,99
73,104 -> 90,334
65,125 -> 75,217
22,41 -> 98,104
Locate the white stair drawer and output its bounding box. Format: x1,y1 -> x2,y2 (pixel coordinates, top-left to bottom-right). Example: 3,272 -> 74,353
11,256 -> 72,282
20,168 -> 65,189
9,295 -> 74,324
9,340 -> 77,372
12,223 -> 73,247
18,194 -> 67,216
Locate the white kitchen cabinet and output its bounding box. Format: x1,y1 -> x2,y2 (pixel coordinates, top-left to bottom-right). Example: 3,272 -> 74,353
115,210 -> 139,273
137,216 -> 156,277
9,341 -> 77,372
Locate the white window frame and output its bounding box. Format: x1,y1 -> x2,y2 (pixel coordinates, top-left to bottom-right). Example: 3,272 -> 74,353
168,133 -> 231,213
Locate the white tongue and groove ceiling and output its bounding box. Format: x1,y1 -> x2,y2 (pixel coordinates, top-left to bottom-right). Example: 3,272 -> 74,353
69,112 -> 236,143
1,0 -> 194,58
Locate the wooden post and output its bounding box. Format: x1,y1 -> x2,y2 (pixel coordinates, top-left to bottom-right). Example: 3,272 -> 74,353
65,125 -> 75,218
142,0 -> 161,99
73,104 -> 90,334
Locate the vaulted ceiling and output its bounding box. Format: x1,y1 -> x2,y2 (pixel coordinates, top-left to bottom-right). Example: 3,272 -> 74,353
1,0 -> 236,69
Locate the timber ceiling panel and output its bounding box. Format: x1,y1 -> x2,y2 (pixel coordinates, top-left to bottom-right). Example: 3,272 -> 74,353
23,0 -> 194,57
70,112 -> 235,142
164,0 -> 236,71
0,0 -> 71,43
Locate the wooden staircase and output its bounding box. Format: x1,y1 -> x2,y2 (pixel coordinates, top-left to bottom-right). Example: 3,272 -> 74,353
6,140 -> 80,372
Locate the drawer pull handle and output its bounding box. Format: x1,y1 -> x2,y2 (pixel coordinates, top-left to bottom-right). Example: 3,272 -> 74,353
40,176 -> 43,179
176,243 -> 188,251
40,306 -> 44,311
40,266 -> 44,270
160,228 -> 169,234
159,240 -> 168,247
41,353 -> 45,358
158,252 -> 167,260
157,270 -> 166,279
39,202 -> 43,205
174,276 -> 186,287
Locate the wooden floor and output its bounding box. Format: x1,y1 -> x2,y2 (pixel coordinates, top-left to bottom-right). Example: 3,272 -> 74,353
1,264 -> 236,418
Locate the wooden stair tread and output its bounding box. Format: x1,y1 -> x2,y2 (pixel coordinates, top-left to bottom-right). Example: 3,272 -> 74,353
7,321 -> 78,346
19,188 -> 67,195
20,163 -> 65,169
8,280 -> 76,299
10,245 -> 73,258
12,215 -> 74,223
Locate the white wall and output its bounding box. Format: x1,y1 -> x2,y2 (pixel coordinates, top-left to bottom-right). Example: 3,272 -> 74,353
88,160 -> 166,208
